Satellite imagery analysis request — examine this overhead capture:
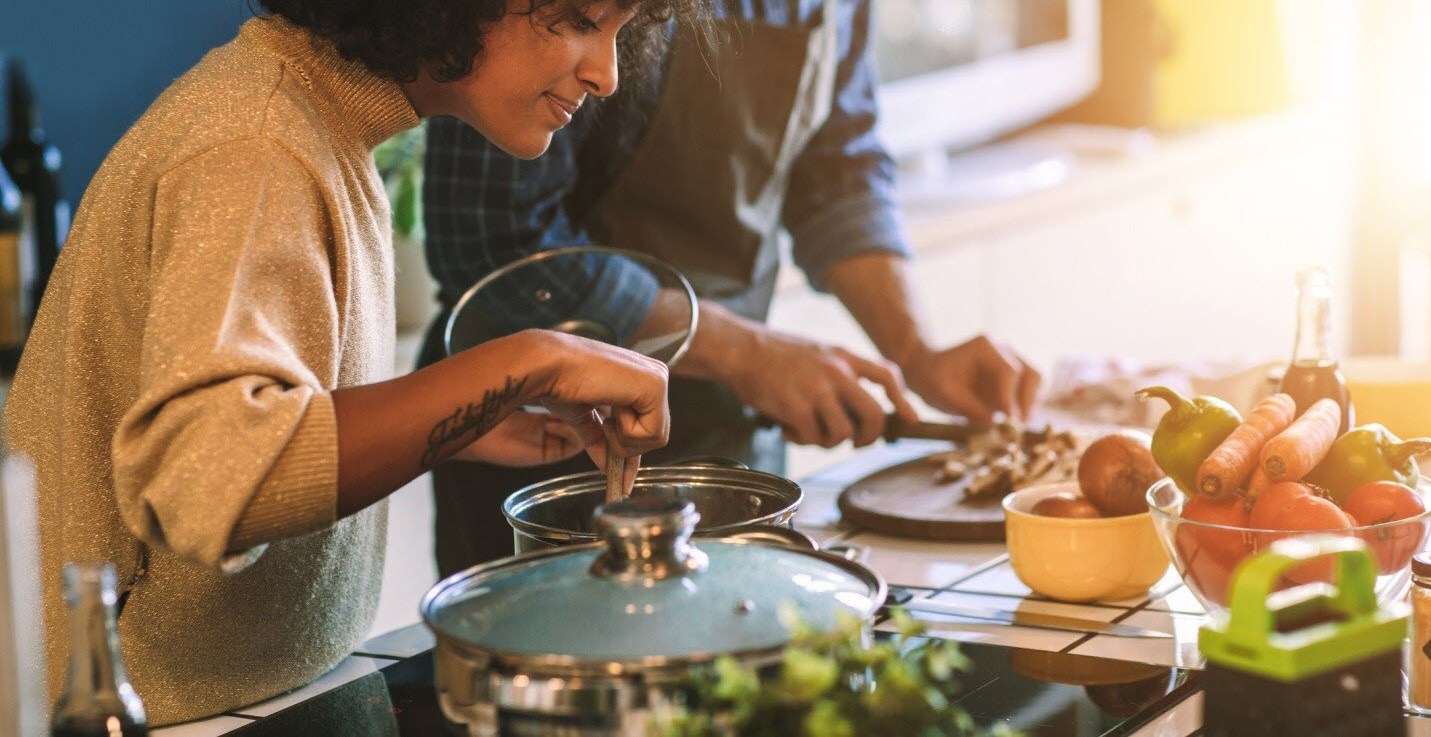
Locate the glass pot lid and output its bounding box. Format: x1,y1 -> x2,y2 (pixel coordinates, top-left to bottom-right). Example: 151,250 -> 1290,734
421,495 -> 884,665
444,245 -> 698,368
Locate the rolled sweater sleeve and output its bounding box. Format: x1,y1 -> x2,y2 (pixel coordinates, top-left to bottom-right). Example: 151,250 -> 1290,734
112,136 -> 342,571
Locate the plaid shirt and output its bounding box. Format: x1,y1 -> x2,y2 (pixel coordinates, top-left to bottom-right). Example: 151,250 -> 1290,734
422,0 -> 910,341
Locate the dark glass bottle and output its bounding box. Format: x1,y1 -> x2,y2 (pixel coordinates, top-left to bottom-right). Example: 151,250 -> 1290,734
1,58 -> 67,328
1277,267 -> 1354,434
50,563 -> 148,737
0,159 -> 32,376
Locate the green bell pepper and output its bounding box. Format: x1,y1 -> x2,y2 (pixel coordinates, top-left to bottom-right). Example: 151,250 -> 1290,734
1136,385 -> 1243,495
1303,423 -> 1431,504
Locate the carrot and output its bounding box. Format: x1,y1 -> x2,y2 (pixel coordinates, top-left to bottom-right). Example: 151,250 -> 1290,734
1245,465 -> 1273,501
1260,398 -> 1342,481
1197,393 -> 1297,499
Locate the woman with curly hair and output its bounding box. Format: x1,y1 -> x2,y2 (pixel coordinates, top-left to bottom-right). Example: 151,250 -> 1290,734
5,0 -> 698,725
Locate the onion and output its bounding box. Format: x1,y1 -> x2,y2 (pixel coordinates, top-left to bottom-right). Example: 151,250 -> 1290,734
1031,492 -> 1104,519
1078,430 -> 1162,517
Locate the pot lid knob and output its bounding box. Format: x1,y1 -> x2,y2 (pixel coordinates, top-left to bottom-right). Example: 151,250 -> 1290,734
589,495 -> 709,581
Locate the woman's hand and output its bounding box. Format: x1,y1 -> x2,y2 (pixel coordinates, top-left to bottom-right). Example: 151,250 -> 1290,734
447,332 -> 668,481
540,402 -> 643,491
332,329 -> 668,517
532,331 -> 671,459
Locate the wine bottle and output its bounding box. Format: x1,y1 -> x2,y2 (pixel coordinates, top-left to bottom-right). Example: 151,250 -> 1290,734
1,58 -> 67,325
1277,267 -> 1354,434
49,563 -> 148,737
0,159 -> 32,376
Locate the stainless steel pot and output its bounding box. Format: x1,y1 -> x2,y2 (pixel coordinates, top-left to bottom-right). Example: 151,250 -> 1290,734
503,463 -> 803,554
422,495 -> 885,736
715,523 -> 817,550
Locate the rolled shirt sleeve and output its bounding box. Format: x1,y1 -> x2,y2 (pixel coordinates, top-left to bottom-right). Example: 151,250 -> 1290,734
783,0 -> 913,291
111,137 -> 341,571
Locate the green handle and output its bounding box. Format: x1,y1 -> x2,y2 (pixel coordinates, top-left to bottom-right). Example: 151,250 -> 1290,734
1225,535 -> 1378,643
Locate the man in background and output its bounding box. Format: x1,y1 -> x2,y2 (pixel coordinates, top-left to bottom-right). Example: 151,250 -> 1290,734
420,0 -> 1042,573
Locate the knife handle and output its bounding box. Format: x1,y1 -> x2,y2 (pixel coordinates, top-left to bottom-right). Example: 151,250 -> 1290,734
754,411 -> 976,443
882,414 -> 976,444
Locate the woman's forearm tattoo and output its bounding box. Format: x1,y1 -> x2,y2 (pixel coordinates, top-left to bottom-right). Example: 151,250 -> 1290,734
422,375 -> 528,467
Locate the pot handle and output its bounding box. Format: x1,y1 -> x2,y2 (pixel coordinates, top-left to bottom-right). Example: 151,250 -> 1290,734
822,543 -> 868,563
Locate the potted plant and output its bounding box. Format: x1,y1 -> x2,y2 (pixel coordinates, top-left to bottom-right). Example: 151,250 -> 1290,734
655,608 -> 1016,737
373,123 -> 438,333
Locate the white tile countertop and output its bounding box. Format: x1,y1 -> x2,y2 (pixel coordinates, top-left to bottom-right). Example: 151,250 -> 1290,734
155,439 -> 1431,736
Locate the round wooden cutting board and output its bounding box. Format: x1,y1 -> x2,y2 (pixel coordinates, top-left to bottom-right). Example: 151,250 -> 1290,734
837,454 -> 1013,541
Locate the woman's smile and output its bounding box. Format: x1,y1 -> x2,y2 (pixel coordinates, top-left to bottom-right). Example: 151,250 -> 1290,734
398,0 -> 626,159
543,91 -> 581,127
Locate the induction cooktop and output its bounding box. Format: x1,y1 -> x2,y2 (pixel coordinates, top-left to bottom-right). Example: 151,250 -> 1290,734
226,638 -> 1203,737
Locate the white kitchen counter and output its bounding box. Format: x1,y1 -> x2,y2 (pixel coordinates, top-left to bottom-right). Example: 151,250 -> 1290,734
154,439 -> 1431,736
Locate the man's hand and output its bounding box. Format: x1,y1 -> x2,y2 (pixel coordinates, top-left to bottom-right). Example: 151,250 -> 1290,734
726,329 -> 919,448
820,253 -> 1041,426
900,334 -> 1040,424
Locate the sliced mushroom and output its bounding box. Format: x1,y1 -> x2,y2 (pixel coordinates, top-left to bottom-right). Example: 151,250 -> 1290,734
926,448 -> 965,465
966,466 -> 1013,499
935,459 -> 967,484
1023,448 -> 1060,484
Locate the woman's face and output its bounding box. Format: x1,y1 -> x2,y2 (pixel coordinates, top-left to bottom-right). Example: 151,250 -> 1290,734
404,0 -> 635,159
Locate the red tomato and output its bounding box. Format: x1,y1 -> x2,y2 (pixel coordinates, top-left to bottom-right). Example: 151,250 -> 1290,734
1254,495 -> 1356,585
1176,494 -> 1253,605
1343,480 -> 1427,574
1248,481 -> 1315,530
1178,493 -> 1253,567
1179,543 -> 1236,607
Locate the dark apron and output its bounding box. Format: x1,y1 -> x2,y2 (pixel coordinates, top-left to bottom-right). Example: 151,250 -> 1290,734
430,1 -> 839,573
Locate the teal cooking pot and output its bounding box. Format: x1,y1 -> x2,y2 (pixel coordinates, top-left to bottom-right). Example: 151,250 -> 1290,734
421,495 -> 885,736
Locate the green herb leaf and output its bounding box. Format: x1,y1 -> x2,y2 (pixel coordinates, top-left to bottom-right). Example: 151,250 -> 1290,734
654,608 -> 1013,737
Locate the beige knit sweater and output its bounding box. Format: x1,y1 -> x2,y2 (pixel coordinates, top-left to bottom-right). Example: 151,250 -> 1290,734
4,17 -> 419,725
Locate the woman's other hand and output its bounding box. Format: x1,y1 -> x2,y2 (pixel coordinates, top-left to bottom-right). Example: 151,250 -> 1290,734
449,411 -> 587,466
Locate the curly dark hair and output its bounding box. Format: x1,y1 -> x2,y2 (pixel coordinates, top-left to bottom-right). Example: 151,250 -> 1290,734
256,0 -> 704,84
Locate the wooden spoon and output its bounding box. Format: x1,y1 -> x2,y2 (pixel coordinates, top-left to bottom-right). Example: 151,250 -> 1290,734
601,420 -> 632,503
605,447 -> 626,503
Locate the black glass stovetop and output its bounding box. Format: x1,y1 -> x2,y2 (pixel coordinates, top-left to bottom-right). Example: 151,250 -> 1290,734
227,639 -> 1203,737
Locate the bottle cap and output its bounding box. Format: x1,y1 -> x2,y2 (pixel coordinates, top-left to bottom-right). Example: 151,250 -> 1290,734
1414,552 -> 1431,579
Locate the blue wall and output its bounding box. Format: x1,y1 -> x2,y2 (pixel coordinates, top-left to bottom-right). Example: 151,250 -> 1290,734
1,1 -> 252,203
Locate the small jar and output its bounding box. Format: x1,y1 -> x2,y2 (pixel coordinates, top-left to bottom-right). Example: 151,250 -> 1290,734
1409,553 -> 1431,714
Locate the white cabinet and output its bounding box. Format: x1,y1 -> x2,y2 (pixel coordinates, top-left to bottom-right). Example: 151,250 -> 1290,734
770,112 -> 1358,376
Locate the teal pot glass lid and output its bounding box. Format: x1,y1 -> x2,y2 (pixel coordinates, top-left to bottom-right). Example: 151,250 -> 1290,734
422,496 -> 884,665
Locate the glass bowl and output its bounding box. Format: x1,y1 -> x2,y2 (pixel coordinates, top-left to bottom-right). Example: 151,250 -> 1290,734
1145,477 -> 1431,615
445,245 -> 698,367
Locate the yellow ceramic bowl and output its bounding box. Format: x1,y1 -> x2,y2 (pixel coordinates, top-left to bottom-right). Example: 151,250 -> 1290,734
1002,481 -> 1170,602
1342,356 -> 1431,440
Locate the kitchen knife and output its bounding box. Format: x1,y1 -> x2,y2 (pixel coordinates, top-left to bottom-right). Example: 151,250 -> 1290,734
899,598 -> 1174,639
755,412 -> 1047,444
754,412 -> 973,438
881,414 -> 1052,445
881,414 -> 978,443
